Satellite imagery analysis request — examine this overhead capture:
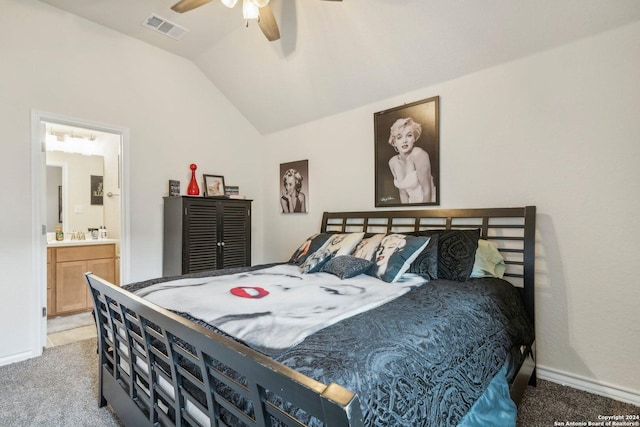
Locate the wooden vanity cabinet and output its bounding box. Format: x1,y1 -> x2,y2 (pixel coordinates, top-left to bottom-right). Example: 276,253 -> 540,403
47,248 -> 55,316
48,243 -> 116,317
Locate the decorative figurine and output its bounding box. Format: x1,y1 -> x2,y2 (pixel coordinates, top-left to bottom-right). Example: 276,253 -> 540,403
187,163 -> 200,196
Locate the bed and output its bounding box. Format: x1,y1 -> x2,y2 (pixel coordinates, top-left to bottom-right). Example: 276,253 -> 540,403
85,206 -> 536,426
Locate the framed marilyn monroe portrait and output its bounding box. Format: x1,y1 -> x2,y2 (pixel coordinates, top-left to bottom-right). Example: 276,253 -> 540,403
374,96 -> 440,207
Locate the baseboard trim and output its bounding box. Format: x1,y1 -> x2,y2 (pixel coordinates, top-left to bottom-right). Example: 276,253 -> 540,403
537,365 -> 640,406
0,350 -> 36,367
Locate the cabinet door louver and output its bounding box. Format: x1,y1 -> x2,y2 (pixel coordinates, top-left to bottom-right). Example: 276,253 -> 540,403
221,204 -> 249,268
185,201 -> 218,273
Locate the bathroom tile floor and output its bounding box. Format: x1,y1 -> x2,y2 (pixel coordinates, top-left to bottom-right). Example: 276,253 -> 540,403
46,324 -> 97,348
46,312 -> 97,348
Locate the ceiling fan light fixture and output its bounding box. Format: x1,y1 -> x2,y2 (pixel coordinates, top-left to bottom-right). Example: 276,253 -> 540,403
219,0 -> 238,8
242,0 -> 259,19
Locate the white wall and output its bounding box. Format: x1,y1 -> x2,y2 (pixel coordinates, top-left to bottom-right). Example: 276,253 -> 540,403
0,0 -> 263,363
261,22 -> 640,401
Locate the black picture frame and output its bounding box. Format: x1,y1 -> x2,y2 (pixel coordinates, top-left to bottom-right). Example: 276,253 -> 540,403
279,160 -> 309,214
203,174 -> 226,197
58,185 -> 63,223
374,96 -> 440,207
91,175 -> 104,206
169,180 -> 180,196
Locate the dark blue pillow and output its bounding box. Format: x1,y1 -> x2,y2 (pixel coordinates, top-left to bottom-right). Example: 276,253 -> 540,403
321,255 -> 374,279
407,233 -> 439,280
417,229 -> 480,281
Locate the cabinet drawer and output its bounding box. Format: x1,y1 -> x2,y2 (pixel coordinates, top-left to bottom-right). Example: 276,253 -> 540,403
56,244 -> 115,262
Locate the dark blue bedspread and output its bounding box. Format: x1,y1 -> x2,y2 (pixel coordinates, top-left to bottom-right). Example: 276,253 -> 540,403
273,277 -> 533,426
125,268 -> 533,426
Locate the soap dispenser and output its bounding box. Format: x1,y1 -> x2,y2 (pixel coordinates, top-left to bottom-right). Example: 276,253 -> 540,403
55,225 -> 64,241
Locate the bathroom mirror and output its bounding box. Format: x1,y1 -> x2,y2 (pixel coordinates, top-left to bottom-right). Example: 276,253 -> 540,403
46,165 -> 63,232
46,152 -> 105,234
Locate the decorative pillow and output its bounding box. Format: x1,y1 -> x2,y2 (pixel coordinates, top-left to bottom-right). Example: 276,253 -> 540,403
288,233 -> 332,265
407,233 -> 439,280
435,229 -> 481,281
320,255 -> 374,279
323,232 -> 365,257
370,234 -> 430,283
470,239 -> 506,278
352,234 -> 385,262
299,248 -> 333,274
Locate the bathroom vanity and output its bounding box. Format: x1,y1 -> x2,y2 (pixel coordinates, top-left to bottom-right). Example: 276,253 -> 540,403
47,239 -> 118,317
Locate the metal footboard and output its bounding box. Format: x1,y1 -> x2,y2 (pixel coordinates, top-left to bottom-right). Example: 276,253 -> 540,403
86,273 -> 364,427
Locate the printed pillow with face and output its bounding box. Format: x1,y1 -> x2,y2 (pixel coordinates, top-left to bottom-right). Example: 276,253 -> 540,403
299,248 -> 333,274
288,233 -> 333,265
323,232 -> 365,257
352,233 -> 385,262
370,234 -> 430,283
470,239 -> 506,278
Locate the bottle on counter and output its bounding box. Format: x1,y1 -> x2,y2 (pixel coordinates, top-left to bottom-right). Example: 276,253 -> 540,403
99,226 -> 108,239
55,225 -> 64,241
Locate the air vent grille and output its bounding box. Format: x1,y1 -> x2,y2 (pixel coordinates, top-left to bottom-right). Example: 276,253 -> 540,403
143,14 -> 189,40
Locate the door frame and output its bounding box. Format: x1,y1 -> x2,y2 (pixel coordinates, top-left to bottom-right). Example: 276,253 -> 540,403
31,110 -> 130,349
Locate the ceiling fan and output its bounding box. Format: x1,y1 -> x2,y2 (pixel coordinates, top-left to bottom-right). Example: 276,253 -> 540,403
170,0 -> 342,42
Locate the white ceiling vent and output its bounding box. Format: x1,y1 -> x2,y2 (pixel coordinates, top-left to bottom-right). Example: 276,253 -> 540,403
143,14 -> 189,40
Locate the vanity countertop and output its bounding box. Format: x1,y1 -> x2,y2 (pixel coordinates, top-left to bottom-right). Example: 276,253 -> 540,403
47,238 -> 119,247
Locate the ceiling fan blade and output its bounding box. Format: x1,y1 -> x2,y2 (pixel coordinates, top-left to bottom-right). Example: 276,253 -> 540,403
171,0 -> 213,13
257,4 -> 280,41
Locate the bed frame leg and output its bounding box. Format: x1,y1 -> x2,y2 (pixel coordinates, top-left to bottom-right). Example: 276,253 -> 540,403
528,368 -> 537,387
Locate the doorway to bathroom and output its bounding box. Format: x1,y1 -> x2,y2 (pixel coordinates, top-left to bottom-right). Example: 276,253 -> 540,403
32,110 -> 130,350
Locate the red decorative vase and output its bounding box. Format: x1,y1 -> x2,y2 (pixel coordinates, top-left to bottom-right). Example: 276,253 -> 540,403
187,163 -> 200,196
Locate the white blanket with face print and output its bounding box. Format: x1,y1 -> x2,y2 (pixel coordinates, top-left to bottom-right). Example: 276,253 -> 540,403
135,264 -> 426,355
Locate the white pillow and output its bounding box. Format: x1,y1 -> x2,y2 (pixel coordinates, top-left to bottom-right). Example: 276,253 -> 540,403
470,239 -> 506,278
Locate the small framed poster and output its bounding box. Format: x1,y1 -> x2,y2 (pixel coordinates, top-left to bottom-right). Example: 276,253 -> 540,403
91,175 -> 103,205
203,174 -> 226,197
279,160 -> 308,213
169,180 -> 180,196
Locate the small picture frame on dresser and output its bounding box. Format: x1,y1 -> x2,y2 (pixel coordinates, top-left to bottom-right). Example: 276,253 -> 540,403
169,180 -> 180,196
203,174 -> 226,197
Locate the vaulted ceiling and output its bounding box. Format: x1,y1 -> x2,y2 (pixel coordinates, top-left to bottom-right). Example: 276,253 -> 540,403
38,0 -> 640,134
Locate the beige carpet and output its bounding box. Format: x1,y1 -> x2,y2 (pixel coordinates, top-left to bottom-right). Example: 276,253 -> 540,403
517,379 -> 638,426
1,338 -> 637,426
0,338 -> 121,426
